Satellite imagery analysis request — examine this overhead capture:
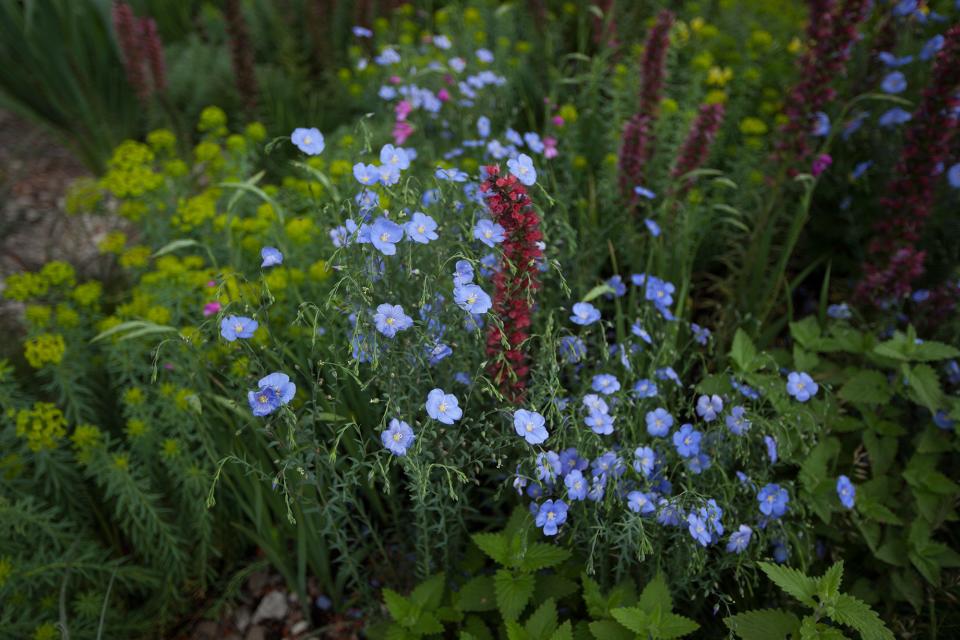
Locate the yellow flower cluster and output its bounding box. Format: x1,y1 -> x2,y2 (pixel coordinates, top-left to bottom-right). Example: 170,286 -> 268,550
23,333 -> 66,369
72,281 -> 103,307
64,177 -> 103,215
197,105 -> 228,136
98,230 -> 127,255
71,424 -> 103,462
3,272 -> 48,301
100,140 -> 163,198
119,246 -> 152,269
15,402 -> 67,452
146,128 -> 176,153
172,189 -> 220,231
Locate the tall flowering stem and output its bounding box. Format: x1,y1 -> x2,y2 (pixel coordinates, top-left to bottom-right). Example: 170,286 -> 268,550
856,25 -> 960,306
225,0 -> 259,115
112,1 -> 149,103
618,10 -> 674,201
774,0 -> 869,172
481,166 -> 544,403
671,103 -> 725,194
140,17 -> 167,93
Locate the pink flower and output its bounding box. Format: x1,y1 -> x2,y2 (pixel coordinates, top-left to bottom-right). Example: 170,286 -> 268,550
812,153 -> 833,177
393,121 -> 414,144
437,88 -> 450,102
389,75 -> 402,85
395,100 -> 412,120
206,280 -> 217,288
203,301 -> 222,317
552,115 -> 565,127
543,136 -> 558,159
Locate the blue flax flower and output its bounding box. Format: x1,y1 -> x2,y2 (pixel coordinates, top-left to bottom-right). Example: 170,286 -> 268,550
627,491 -> 656,515
260,246 -> 283,268
379,144 -> 410,170
454,284 -> 492,314
585,411 -> 614,435
786,371 -> 818,402
514,409 -> 548,445
453,260 -> 474,286
425,388 -> 462,424
248,386 -> 281,417
477,116 -> 491,138
353,162 -> 380,186
879,108 -> 912,127
381,419 -> 415,456
696,394 -> 723,421
646,408 -> 673,437
836,475 -> 856,509
921,34 -> 945,61
559,336 -> 586,363
405,212 -> 439,244
507,153 -> 537,186
691,323 -> 711,345
570,302 -> 601,326
373,304 -> 413,338
221,315 -> 258,341
634,185 -> 656,199
291,127 -> 325,155
535,499 -> 568,536
631,322 -> 653,345
688,513 -> 711,547
565,469 -> 587,501
764,435 -> 779,463
591,374 -> 620,395
644,218 -> 661,237
672,424 -> 701,458
633,379 -> 657,398
536,451 -> 562,484
606,275 -> 627,297
257,372 -> 296,405
582,394 -> 608,414
726,525 -> 752,554
370,217 -> 404,255
473,219 -> 506,247
726,406 -> 751,435
881,71 -> 907,94
559,448 -> 587,475
828,303 -> 852,319
758,483 -> 789,518
633,446 -> 656,477
811,112 -> 830,137
947,163 -> 960,189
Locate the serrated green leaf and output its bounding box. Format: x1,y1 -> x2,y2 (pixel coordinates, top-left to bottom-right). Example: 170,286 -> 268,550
790,317 -> 822,349
904,364 -> 943,412
759,562 -> 818,607
581,573 -> 606,619
410,611 -> 444,635
588,620 -> 633,640
912,341 -> 960,362
463,615 -> 494,640
724,609 -> 802,639
829,594 -> 894,640
534,574 -> 578,602
638,573 -> 672,614
506,619 -> 530,640
383,589 -> 414,626
610,607 -> 652,635
410,573 -> 446,610
495,569 -> 535,621
654,612 -> 700,638
550,621 -> 574,640
799,437 -> 840,493
472,532 -> 510,565
838,370 -> 891,405
731,329 -> 759,372
818,561 -> 844,602
525,598 -> 558,640
384,623 -> 417,640
521,543 -> 572,572
455,576 -> 496,612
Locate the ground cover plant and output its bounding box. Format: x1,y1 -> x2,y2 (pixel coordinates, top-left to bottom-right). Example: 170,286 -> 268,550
1,1 -> 959,638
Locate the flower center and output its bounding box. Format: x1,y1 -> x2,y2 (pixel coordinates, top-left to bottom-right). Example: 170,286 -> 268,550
258,394 -> 268,404
546,511 -> 555,521
386,317 -> 395,325
234,323 -> 244,333
392,432 -> 402,442
525,422 -> 534,432
438,402 -> 447,413
303,136 -> 312,145
417,225 -> 425,234
380,233 -> 390,242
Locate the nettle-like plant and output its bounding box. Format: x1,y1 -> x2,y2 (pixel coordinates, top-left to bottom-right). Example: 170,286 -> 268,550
370,509 -> 698,640
725,561 -> 892,640
774,315 -> 960,613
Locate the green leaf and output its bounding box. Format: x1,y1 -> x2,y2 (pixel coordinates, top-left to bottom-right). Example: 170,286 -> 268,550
534,575 -> 578,602
582,284 -> 615,302
383,589 -> 414,626
151,238 -> 202,257
912,341 -> 960,362
588,620 -> 634,640
463,615 -> 494,640
506,619 -> 530,640
90,320 -> 178,343
410,573 -> 446,610
790,317 -> 822,350
654,612 -> 700,639
818,561 -> 844,603
410,611 -> 444,636
731,329 -> 759,372
384,623 -> 417,640
638,573 -> 672,614
550,621 -> 574,640
610,607 -> 654,635
455,576 -> 496,612
581,573 -> 606,619
794,345 -> 820,372
904,364 -> 943,412
838,370 -> 892,405
759,562 -> 818,607
472,532 -> 510,566
525,598 -> 558,640
828,594 -> 894,640
724,609 -> 802,640
495,569 -> 535,621
799,437 -> 840,493
520,543 -> 572,572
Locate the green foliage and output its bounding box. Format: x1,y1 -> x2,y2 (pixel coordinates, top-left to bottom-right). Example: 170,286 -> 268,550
726,561 -> 893,640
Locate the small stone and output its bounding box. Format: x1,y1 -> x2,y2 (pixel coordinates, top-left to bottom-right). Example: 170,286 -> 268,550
234,606 -> 251,632
192,620 -> 219,639
291,620 -> 310,635
252,590 -> 288,624
244,626 -> 266,640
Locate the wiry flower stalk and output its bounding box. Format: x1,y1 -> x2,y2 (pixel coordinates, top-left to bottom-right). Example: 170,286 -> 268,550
481,165 -> 544,403
671,103 -> 725,193
618,10 -> 674,201
774,0 -> 870,173
112,1 -> 149,103
856,24 -> 960,306
225,0 -> 258,114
